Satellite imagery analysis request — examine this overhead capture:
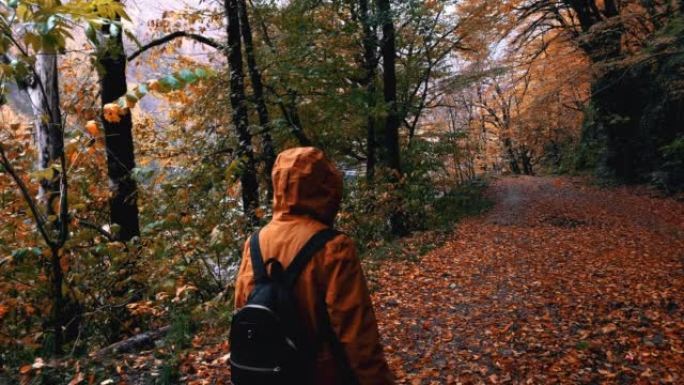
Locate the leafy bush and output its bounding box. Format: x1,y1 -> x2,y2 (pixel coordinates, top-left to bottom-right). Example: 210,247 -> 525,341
652,136 -> 684,192
339,138 -> 490,258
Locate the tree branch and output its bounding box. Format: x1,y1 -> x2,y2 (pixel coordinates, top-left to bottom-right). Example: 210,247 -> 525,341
92,326 -> 171,359
0,142 -> 54,248
75,217 -> 117,242
127,31 -> 224,62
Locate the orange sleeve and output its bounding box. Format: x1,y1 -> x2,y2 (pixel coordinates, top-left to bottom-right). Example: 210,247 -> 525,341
324,235 -> 395,385
234,240 -> 252,310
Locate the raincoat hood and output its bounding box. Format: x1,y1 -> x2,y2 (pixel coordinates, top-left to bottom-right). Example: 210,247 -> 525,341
272,147 -> 343,225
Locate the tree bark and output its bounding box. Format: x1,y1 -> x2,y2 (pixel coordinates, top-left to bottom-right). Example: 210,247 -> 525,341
26,53 -> 63,213
237,0 -> 276,201
98,22 -> 141,242
25,53 -> 68,355
225,0 -> 260,225
359,0 -> 378,183
377,0 -> 406,236
503,138 -> 521,174
377,0 -> 401,174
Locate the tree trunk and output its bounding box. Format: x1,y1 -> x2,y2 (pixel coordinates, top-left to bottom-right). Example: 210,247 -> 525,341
225,0 -> 260,225
503,138 -> 521,174
98,23 -> 141,242
359,0 -> 378,183
377,0 -> 401,174
377,0 -> 406,236
26,53 -> 63,213
520,147 -> 534,175
237,0 -> 276,201
44,245 -> 65,355
24,53 -> 69,356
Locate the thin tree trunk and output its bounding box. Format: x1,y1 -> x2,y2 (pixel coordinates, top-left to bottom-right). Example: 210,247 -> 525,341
98,21 -> 141,242
237,0 -> 276,201
503,138 -> 521,174
226,0 -> 260,225
359,0 -> 378,183
24,53 -> 68,355
26,53 -> 62,213
521,149 -> 534,175
377,0 -> 406,236
377,0 -> 401,174
45,245 -> 65,354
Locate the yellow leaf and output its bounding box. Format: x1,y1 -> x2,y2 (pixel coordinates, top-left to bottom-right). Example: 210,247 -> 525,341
30,167 -> 56,181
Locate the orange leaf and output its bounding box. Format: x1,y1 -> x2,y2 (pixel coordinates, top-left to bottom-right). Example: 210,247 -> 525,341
103,104 -> 123,123
68,372 -> 84,385
85,120 -> 99,137
60,255 -> 69,273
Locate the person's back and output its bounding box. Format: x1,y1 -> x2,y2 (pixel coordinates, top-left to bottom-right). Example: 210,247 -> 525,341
234,147 -> 395,385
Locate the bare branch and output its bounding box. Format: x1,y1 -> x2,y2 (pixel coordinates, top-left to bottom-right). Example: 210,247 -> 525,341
127,31 -> 224,62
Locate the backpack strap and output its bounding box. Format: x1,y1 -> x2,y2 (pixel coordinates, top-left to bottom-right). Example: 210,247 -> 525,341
284,228 -> 339,289
249,229 -> 268,283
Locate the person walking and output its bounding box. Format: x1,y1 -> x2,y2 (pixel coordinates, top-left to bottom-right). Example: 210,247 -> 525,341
231,147 -> 395,385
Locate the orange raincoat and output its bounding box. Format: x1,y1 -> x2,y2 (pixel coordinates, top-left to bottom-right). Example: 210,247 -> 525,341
234,147 -> 395,385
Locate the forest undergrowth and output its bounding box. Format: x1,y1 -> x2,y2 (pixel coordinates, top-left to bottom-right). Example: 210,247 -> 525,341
64,175 -> 682,385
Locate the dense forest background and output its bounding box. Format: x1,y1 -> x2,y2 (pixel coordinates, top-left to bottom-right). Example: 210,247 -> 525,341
0,0 -> 682,383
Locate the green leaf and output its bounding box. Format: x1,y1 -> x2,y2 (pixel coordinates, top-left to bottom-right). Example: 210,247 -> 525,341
23,32 -> 42,52
125,92 -> 138,108
41,32 -> 65,54
124,29 -> 141,48
0,36 -> 10,55
0,63 -> 14,77
159,75 -> 183,92
177,69 -> 198,84
136,83 -> 149,97
11,247 -> 41,263
195,68 -> 209,78
576,341 -> 589,350
85,23 -> 98,46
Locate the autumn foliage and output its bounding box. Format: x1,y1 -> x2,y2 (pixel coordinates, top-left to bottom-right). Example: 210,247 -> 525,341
0,0 -> 682,384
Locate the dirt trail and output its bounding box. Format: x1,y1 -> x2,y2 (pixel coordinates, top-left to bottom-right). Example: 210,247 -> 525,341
374,176 -> 684,385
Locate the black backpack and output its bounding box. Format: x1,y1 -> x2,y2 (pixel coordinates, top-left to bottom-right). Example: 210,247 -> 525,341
230,228 -> 342,385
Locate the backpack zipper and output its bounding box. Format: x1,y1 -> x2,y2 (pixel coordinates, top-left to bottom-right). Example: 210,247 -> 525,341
230,359 -> 282,373
243,304 -> 277,316
237,305 -> 298,350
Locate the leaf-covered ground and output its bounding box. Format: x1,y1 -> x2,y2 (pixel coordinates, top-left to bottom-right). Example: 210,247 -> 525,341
374,176 -> 684,385
176,176 -> 683,385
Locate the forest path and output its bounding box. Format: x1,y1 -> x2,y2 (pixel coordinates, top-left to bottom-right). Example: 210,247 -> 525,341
373,176 -> 684,385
